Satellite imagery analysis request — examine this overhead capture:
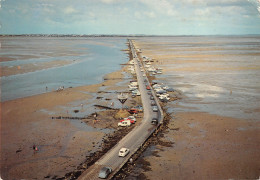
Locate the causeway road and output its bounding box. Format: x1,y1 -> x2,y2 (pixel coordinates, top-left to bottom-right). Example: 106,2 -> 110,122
79,39 -> 163,180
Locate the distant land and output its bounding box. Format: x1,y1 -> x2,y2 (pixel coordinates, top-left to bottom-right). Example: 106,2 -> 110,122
1,34 -> 260,37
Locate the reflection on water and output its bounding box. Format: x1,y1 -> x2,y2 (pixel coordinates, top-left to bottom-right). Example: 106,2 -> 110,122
0,37 -> 129,101
136,36 -> 260,121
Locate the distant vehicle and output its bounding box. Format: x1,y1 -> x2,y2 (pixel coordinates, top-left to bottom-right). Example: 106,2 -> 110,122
150,96 -> 154,100
128,109 -> 138,114
152,106 -> 158,112
151,118 -> 158,125
146,85 -> 151,90
120,119 -> 135,124
143,74 -> 146,77
118,120 -> 131,127
98,167 -> 112,179
147,91 -> 152,95
128,116 -> 136,121
167,88 -> 174,92
119,148 -> 130,157
151,100 -> 156,106
134,105 -> 143,112
144,79 -> 148,83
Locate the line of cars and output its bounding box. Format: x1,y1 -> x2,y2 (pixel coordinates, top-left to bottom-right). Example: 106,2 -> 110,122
98,147 -> 131,178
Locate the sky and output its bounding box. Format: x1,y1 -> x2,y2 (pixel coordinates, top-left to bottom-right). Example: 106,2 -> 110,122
0,0 -> 260,35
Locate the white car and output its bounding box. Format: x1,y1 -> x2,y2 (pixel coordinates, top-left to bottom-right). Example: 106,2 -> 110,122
119,148 -> 130,157
118,120 -> 131,127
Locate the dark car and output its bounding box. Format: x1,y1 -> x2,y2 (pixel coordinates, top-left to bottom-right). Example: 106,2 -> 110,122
151,100 -> 156,106
98,167 -> 112,179
128,109 -> 138,114
150,95 -> 154,100
151,118 -> 158,125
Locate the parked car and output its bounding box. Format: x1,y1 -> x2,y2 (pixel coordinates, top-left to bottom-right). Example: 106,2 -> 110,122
151,118 -> 158,125
150,96 -> 154,100
118,120 -> 131,127
128,116 -> 136,121
119,148 -> 130,157
98,167 -> 112,179
134,105 -> 143,112
152,106 -> 158,112
120,119 -> 135,124
146,85 -> 151,90
128,109 -> 138,114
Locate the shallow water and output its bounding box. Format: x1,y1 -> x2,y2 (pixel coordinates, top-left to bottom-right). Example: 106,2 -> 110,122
136,36 -> 260,121
0,37 -> 129,101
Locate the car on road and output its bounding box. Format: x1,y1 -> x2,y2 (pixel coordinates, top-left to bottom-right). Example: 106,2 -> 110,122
151,100 -> 156,106
119,148 -> 130,157
152,106 -> 158,112
98,167 -> 112,179
150,95 -> 154,100
146,85 -> 151,90
151,118 -> 158,125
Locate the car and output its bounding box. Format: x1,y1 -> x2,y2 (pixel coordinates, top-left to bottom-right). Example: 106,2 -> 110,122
146,85 -> 151,90
143,74 -> 146,77
151,100 -> 156,106
120,119 -> 135,124
98,167 -> 112,179
118,120 -> 131,127
134,105 -> 143,112
147,91 -> 152,95
151,118 -> 158,125
128,109 -> 138,114
119,148 -> 130,157
150,96 -> 154,100
152,106 -> 158,112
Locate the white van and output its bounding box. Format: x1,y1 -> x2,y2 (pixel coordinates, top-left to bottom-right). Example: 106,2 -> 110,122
118,120 -> 131,127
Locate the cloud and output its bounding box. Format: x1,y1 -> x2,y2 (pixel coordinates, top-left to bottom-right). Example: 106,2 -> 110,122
140,0 -> 176,16
100,0 -> 120,4
64,6 -> 77,14
247,0 -> 260,14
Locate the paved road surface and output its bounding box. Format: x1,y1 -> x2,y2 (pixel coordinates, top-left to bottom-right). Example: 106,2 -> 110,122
79,39 -> 163,180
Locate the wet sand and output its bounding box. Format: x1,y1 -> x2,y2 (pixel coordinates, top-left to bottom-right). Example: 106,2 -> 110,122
0,59 -> 78,77
133,112 -> 260,180
128,37 -> 260,179
0,63 -> 141,179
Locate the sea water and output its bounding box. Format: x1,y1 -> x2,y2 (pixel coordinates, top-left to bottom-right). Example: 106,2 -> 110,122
0,37 -> 129,101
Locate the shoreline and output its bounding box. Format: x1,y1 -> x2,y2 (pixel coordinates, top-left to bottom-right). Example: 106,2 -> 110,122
0,47 -> 143,179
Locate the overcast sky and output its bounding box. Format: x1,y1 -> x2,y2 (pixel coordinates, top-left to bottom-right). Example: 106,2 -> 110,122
0,0 -> 260,35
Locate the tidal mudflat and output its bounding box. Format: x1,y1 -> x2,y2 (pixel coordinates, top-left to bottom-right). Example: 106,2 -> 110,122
128,36 -> 260,179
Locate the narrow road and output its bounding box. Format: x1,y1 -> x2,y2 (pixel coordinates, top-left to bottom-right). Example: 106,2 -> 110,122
79,39 -> 163,180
